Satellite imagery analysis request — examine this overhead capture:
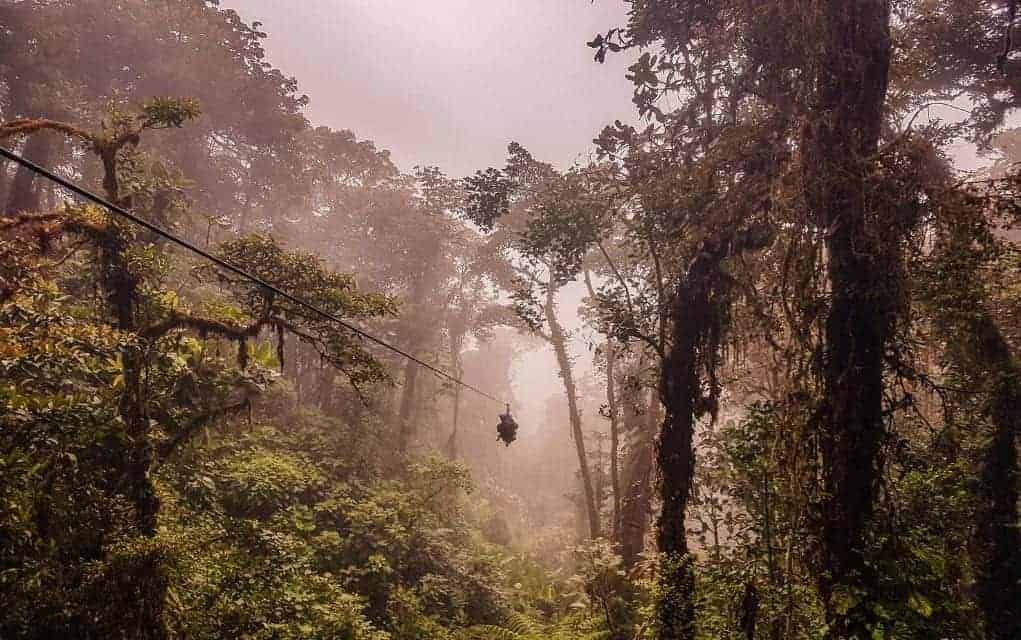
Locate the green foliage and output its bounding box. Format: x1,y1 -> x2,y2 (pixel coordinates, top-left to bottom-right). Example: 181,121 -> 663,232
6,1 -> 1021,639
0,285 -> 140,637
463,167 -> 512,232
569,539 -> 642,639
156,404 -> 512,638
199,233 -> 397,386
139,97 -> 202,129
460,611 -> 613,640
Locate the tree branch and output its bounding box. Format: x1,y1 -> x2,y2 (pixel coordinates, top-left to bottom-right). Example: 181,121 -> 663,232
140,311 -> 264,341
156,400 -> 251,465
0,118 -> 94,143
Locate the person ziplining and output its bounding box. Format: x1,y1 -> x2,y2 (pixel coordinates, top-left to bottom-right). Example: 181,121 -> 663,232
496,404 -> 518,446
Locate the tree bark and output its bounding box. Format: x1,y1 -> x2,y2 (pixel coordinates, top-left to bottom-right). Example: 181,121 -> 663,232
958,312 -> 1021,640
396,241 -> 444,453
928,213 -> 1021,638
739,581 -> 759,640
448,382 -> 461,459
447,330 -> 464,459
5,131 -> 55,215
584,270 -> 623,538
98,143 -> 167,640
546,286 -> 600,538
397,357 -> 420,453
800,1 -> 893,636
606,340 -> 622,541
619,388 -> 657,568
0,157 -> 10,208
654,227 -> 764,638
318,365 -> 336,413
656,254 -> 715,640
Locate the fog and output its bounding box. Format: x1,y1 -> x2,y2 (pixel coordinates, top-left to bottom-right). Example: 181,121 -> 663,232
228,0 -> 637,436
4,1 -> 1020,637
230,0 -> 637,176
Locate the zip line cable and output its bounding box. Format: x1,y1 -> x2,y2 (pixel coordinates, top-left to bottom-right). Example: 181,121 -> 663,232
0,145 -> 508,407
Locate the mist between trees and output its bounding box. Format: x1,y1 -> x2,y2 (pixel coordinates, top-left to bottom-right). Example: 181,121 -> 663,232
1,1 -> 1020,639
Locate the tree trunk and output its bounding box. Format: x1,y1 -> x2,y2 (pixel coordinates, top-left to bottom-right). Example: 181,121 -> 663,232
620,388 -> 657,568
546,286 -> 600,538
397,358 -> 420,453
396,240 -> 444,453
800,1 -> 892,636
960,313 -> 1021,640
318,365 -> 336,413
656,286 -> 704,640
585,270 -> 622,538
448,383 -> 461,459
5,131 -> 55,215
446,328 -> 465,459
606,340 -> 622,541
0,157 -> 10,208
655,222 -> 766,638
977,377 -> 1021,640
100,157 -> 167,640
656,236 -> 736,638
739,581 -> 759,640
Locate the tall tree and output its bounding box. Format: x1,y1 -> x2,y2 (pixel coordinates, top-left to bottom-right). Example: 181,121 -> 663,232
918,166 -> 1021,640
464,143 -> 605,538
799,2 -> 895,635
0,103 -> 394,637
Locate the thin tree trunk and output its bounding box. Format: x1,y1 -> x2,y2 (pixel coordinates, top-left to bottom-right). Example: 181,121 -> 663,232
546,286 -> 600,538
448,384 -> 461,459
447,331 -> 464,460
398,358 -> 420,453
318,365 -> 336,413
620,388 -> 657,568
801,1 -> 892,636
0,158 -> 10,209
606,340 -> 622,541
584,270 -> 622,537
594,432 -> 606,518
100,154 -> 161,545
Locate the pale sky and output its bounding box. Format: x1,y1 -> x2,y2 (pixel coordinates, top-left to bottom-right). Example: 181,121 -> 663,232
226,0 -> 637,428
227,0 -> 637,177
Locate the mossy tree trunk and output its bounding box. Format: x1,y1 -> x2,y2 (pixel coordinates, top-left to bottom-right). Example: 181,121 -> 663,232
656,243 -> 725,640
619,387 -> 657,568
5,130 -> 55,215
972,318 -> 1021,640
800,1 -> 893,636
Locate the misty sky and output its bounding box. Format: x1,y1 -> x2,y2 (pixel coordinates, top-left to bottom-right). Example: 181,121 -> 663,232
226,0 -> 641,430
228,0 -> 638,177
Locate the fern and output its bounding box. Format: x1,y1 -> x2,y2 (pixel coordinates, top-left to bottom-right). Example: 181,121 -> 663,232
457,611 -> 545,639
458,624 -> 530,640
459,612 -> 614,640
503,612 -> 542,636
